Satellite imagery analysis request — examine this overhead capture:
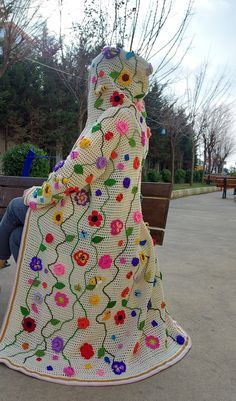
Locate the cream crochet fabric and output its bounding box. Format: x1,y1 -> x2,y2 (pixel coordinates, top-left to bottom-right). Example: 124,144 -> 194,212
0,47 -> 191,385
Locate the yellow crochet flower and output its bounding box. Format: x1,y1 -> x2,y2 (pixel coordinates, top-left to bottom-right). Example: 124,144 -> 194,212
43,183 -> 52,199
79,138 -> 91,149
89,294 -> 100,306
118,70 -> 133,86
53,211 -> 63,225
139,251 -> 147,264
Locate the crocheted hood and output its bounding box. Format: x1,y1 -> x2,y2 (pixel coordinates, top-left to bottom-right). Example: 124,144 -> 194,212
86,47 -> 153,127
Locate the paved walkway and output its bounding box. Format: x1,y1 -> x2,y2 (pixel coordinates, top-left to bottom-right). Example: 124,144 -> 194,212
0,191 -> 235,401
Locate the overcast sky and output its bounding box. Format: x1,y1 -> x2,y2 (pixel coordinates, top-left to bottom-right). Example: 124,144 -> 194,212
41,0 -> 236,168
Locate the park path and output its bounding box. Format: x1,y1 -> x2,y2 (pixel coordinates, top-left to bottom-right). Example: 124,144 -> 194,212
0,191 -> 235,401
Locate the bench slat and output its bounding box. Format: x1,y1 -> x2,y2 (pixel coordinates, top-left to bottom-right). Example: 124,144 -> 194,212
141,182 -> 172,198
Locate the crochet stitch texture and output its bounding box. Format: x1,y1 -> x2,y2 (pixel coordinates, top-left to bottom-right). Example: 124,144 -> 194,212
0,47 -> 192,385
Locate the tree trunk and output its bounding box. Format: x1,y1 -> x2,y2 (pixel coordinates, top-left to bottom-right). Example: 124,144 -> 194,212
171,140 -> 175,185
190,140 -> 195,186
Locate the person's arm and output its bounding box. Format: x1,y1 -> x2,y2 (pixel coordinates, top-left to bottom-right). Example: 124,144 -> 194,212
24,108 -> 131,209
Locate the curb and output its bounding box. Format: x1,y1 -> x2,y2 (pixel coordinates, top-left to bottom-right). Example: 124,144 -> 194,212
171,186 -> 220,199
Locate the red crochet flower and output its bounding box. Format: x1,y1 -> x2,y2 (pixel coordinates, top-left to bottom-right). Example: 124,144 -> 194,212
64,186 -> 79,196
121,287 -> 130,298
80,342 -> 94,359
110,91 -> 124,107
77,317 -> 90,329
73,250 -> 90,267
22,317 -> 36,333
88,210 -> 103,227
105,131 -> 114,140
133,156 -> 140,170
114,310 -> 126,325
45,233 -> 54,243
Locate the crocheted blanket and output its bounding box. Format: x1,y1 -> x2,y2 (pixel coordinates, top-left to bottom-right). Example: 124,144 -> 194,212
0,46 -> 191,385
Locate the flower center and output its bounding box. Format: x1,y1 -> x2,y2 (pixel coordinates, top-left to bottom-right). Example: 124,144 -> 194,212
114,95 -> 120,102
122,74 -> 129,81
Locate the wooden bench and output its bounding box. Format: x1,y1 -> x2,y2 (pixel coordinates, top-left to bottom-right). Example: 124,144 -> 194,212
0,176 -> 172,246
204,174 -> 236,198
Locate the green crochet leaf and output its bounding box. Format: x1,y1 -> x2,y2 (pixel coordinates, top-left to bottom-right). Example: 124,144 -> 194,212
97,347 -> 106,358
66,235 -> 75,242
160,272 -> 163,280
50,319 -> 60,326
134,93 -> 145,99
39,243 -> 47,252
128,138 -> 136,147
104,178 -> 117,186
74,164 -> 83,174
37,188 -> 43,196
20,306 -> 30,316
122,299 -> 128,307
141,111 -> 147,118
32,279 -> 41,287
132,186 -> 138,194
94,98 -> 104,108
86,284 -> 96,290
107,300 -> 116,308
126,227 -> 133,236
139,320 -> 145,330
35,350 -> 45,357
91,236 -> 104,243
92,123 -> 102,133
55,282 -> 65,289
52,194 -> 64,200
110,71 -> 119,80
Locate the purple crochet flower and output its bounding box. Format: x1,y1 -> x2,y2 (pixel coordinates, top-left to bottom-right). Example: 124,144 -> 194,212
53,160 -> 65,172
33,292 -> 43,305
111,360 -> 126,375
30,256 -> 43,272
74,189 -> 90,206
96,156 -> 108,169
51,336 -> 64,353
102,46 -> 121,59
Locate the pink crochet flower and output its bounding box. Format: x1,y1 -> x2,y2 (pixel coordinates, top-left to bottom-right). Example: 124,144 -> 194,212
111,219 -> 123,235
145,335 -> 160,350
28,201 -> 37,210
98,254 -> 113,269
141,131 -> 146,146
53,263 -> 65,276
133,210 -> 143,223
70,150 -> 79,159
63,366 -> 75,377
116,162 -> 125,170
115,120 -> 129,135
134,100 -> 144,112
91,75 -> 97,84
54,292 -> 69,307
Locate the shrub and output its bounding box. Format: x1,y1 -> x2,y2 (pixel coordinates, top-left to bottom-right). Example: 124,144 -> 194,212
185,169 -> 191,183
193,170 -> 203,182
161,169 -> 171,182
147,169 -> 162,182
1,143 -> 50,177
175,168 -> 186,184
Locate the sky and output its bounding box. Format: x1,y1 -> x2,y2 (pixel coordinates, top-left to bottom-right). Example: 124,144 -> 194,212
40,0 -> 236,169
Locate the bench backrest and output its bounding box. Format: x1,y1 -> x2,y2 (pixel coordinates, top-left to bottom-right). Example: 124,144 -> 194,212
0,176 -> 172,246
204,175 -> 236,188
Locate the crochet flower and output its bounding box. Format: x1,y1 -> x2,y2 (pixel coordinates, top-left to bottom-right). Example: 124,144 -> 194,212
63,366 -> 75,377
111,360 -> 126,375
145,335 -> 160,350
30,256 -> 43,272
89,295 -> 100,305
133,342 -> 140,354
33,292 -> 44,305
96,156 -> 108,169
114,310 -> 126,325
54,292 -> 69,307
98,254 -> 113,269
79,137 -> 91,149
53,211 -> 63,225
80,343 -> 94,359
118,70 -> 133,86
22,317 -> 36,333
139,251 -> 147,264
88,210 -> 103,227
134,100 -> 144,112
133,156 -> 140,169
102,46 -> 121,59
121,287 -> 129,298
141,131 -> 146,146
43,183 -> 52,198
64,186 -> 79,196
104,131 -> 114,140
45,233 -> 54,243
74,189 -> 90,206
77,317 -> 90,329
53,263 -> 65,276
115,120 -> 129,135
133,210 -> 143,223
73,250 -> 89,267
51,336 -> 64,353
110,91 -> 124,107
53,160 -> 65,172
111,219 -> 123,235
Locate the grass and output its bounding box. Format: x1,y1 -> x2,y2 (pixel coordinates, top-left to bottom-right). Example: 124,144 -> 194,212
173,183 -> 214,190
